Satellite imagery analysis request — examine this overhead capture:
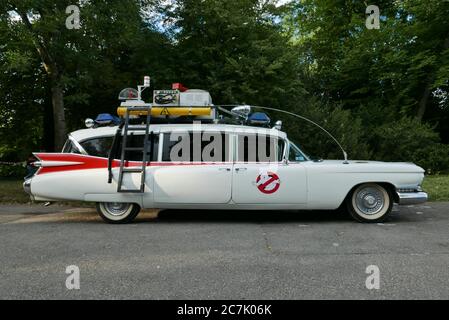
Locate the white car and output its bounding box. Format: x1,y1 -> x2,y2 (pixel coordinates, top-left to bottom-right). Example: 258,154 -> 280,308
23,122 -> 428,224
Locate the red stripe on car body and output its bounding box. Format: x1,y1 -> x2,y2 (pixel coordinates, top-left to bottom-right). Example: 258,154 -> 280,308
33,153 -> 230,175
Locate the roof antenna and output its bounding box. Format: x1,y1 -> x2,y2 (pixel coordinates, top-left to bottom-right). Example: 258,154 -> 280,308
220,105 -> 350,164
257,106 -> 349,164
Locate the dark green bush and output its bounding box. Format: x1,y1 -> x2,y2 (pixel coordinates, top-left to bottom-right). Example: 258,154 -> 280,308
281,99 -> 372,160
410,144 -> 449,174
278,103 -> 449,173
0,163 -> 26,178
369,117 -> 449,173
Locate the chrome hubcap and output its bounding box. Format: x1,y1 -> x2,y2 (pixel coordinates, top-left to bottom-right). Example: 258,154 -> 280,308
355,187 -> 385,215
104,202 -> 130,216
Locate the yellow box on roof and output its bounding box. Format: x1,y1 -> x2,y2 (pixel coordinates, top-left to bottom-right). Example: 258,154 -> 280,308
117,107 -> 212,117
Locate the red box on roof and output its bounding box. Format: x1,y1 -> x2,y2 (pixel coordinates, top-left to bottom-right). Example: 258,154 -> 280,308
172,83 -> 188,92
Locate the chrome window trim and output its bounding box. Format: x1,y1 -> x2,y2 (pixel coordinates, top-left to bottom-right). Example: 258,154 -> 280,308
157,133 -> 164,162
68,135 -> 88,155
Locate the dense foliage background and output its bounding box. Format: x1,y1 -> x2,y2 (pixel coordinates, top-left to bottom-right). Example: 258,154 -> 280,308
1,0 -> 449,176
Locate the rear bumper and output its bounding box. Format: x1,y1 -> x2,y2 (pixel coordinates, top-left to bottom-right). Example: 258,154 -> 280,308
23,179 -> 31,195
23,179 -> 35,200
397,191 -> 428,205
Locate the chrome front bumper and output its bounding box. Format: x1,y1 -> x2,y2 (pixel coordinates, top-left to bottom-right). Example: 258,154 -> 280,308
397,191 -> 428,205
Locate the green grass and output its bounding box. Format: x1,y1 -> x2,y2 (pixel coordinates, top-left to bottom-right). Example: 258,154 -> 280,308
0,179 -> 30,203
422,174 -> 449,202
0,178 -> 93,206
1,175 -> 449,204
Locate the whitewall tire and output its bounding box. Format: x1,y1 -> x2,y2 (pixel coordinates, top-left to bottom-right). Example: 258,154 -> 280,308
346,183 -> 393,223
96,202 -> 141,224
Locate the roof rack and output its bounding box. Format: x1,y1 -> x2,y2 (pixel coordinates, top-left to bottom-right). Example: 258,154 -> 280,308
115,78 -> 270,127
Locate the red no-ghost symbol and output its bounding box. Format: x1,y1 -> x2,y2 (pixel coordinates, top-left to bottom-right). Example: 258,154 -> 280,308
256,172 -> 280,194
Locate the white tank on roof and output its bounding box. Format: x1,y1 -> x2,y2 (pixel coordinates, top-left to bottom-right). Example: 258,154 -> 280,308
179,89 -> 213,107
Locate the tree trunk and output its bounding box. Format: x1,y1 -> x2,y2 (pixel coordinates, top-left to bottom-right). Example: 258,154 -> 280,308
50,73 -> 67,151
416,76 -> 433,121
16,10 -> 67,151
42,95 -> 54,152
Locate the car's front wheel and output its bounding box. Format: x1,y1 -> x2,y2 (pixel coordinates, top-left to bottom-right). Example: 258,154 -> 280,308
96,202 -> 141,224
346,183 -> 393,223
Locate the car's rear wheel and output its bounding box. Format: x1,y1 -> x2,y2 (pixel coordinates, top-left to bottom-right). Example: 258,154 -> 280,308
96,202 -> 140,224
346,183 -> 393,223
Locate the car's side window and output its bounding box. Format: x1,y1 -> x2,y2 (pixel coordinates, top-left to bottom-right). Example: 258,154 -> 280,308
278,139 -> 285,162
119,134 -> 159,161
288,142 -> 307,162
237,133 -> 283,163
62,139 -> 71,153
80,134 -> 159,161
162,131 -> 229,162
118,134 -> 159,161
62,139 -> 82,154
80,137 -> 113,158
162,132 -> 188,162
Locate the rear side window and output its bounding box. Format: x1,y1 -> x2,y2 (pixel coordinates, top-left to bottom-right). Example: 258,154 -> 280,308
80,137 -> 113,158
62,139 -> 82,154
81,134 -> 159,161
118,134 -> 159,162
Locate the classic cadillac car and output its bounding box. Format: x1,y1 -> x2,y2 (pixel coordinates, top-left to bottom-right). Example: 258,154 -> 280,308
23,82 -> 428,224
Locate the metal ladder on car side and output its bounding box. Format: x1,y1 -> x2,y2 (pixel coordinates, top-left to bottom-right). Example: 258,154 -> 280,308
117,106 -> 152,193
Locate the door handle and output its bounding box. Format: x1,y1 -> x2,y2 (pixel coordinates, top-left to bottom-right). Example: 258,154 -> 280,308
218,167 -> 231,171
235,167 -> 247,172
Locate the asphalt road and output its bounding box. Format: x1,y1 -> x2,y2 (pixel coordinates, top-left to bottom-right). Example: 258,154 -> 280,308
0,202 -> 448,299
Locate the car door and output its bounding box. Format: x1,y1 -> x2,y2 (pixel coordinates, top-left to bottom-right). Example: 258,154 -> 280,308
232,133 -> 307,205
153,130 -> 233,204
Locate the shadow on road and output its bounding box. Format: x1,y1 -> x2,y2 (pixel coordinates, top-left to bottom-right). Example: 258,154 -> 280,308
3,204 -> 419,225
3,208 -> 355,225
154,209 -> 352,224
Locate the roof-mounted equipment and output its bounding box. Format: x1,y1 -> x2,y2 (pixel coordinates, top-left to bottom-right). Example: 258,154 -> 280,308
246,112 -> 271,127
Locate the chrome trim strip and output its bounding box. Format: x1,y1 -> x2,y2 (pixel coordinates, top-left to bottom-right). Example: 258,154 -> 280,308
33,160 -> 84,167
397,191 -> 428,205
